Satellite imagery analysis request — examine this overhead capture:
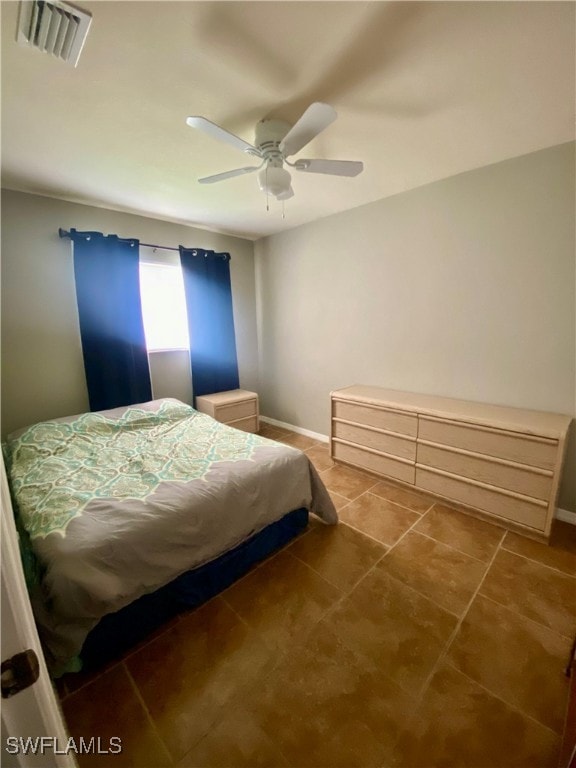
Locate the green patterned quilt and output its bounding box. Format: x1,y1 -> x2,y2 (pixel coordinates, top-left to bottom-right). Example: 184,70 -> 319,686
4,399 -> 337,675
6,399 -> 277,540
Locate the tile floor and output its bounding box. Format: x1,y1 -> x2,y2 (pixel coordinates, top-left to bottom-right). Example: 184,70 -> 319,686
58,424 -> 576,768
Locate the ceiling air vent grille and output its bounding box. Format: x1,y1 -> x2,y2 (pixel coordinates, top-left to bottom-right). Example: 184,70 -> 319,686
16,0 -> 92,67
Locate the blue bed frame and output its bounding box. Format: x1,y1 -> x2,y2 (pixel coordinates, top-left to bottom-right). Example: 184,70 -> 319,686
80,507 -> 309,669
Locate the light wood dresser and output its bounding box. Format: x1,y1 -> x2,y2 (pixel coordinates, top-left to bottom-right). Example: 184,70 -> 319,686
330,385 -> 572,540
195,389 -> 259,433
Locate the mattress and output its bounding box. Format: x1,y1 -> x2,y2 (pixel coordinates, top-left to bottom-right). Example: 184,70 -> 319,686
4,398 -> 337,674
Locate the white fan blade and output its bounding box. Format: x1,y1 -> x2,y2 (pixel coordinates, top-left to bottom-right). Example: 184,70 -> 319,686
276,186 -> 294,201
198,166 -> 260,184
186,116 -> 258,155
279,103 -> 337,157
294,159 -> 363,177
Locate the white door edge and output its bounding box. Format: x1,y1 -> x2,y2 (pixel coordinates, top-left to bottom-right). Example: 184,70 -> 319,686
1,459 -> 77,768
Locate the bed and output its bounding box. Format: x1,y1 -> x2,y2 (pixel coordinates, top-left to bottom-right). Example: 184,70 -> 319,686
3,398 -> 337,676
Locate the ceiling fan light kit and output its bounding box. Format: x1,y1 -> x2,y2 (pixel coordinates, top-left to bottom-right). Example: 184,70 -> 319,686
258,165 -> 292,198
186,102 -> 363,205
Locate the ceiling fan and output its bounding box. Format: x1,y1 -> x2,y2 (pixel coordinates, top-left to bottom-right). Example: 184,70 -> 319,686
186,102 -> 363,201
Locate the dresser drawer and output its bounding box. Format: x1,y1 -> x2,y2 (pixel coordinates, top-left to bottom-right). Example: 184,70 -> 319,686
418,416 -> 558,470
415,467 -> 548,531
228,415 -> 258,433
333,420 -> 416,461
215,399 -> 257,424
333,400 -> 417,437
333,440 -> 415,484
417,443 -> 553,501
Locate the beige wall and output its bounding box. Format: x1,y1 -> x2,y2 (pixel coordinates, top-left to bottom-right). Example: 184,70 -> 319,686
255,143 -> 576,511
1,190 -> 258,436
3,146 -> 575,511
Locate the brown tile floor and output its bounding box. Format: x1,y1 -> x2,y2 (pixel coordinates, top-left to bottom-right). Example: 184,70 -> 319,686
58,433 -> 576,768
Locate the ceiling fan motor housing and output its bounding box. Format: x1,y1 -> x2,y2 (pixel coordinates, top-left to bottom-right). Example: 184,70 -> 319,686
254,119 -> 291,165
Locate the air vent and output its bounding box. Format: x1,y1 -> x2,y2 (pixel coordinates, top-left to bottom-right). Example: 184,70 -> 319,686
16,0 -> 92,67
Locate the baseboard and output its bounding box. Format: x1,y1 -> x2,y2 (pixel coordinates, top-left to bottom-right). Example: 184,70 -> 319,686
260,416 -> 329,444
555,507 -> 576,526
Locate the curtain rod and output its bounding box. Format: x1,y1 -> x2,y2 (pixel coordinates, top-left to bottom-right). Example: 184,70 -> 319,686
58,228 -> 180,252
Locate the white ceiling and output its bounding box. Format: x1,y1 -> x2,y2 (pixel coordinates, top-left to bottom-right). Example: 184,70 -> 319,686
1,1 -> 574,240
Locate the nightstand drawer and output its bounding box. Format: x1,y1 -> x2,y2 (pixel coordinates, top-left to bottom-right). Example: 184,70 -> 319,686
195,389 -> 259,426
228,415 -> 259,433
215,399 -> 257,423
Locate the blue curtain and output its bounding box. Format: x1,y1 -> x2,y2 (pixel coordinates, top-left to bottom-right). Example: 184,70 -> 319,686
70,229 -> 152,412
179,247 -> 239,399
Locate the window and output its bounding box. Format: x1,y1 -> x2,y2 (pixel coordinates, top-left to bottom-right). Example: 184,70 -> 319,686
139,261 -> 190,352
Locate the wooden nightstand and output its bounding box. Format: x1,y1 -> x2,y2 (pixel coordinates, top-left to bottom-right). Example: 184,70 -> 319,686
195,389 -> 259,433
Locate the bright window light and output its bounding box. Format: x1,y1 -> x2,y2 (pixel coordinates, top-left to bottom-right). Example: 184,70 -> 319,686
139,262 -> 190,352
